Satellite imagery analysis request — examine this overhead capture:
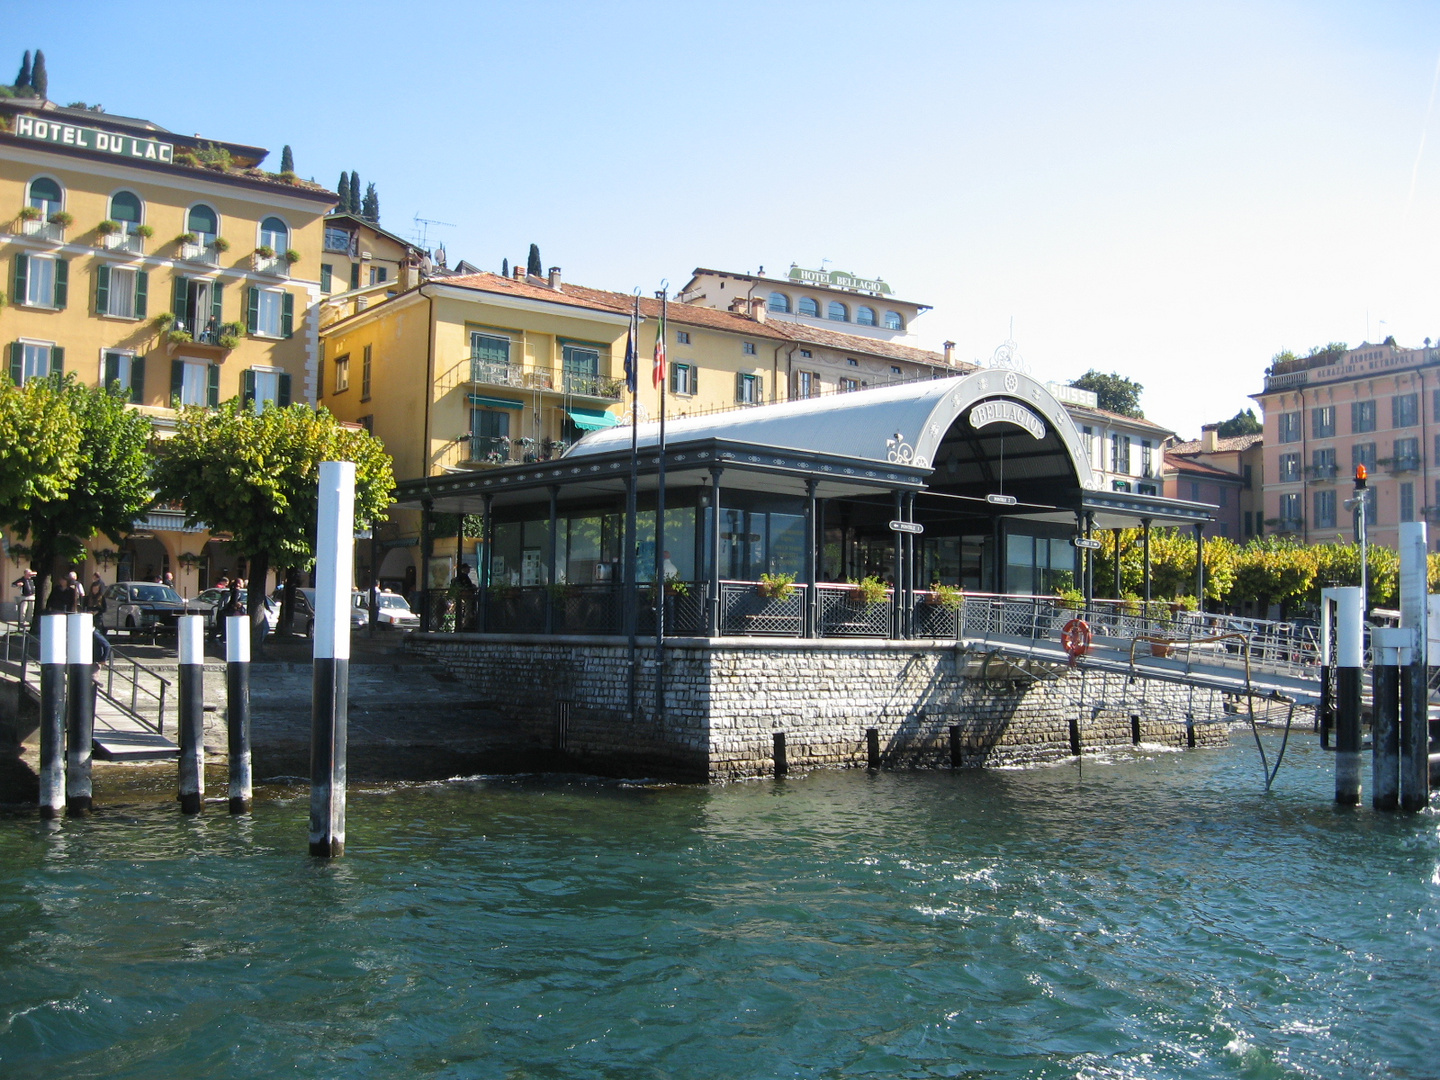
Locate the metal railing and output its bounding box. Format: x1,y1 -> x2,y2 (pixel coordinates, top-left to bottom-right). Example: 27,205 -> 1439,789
469,361 -> 626,401
0,628 -> 168,735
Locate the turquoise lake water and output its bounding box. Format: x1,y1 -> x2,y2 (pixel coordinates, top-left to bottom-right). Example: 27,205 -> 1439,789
0,736 -> 1435,1078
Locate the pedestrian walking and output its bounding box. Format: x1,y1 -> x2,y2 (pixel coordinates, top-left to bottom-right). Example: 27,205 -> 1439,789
10,568 -> 36,624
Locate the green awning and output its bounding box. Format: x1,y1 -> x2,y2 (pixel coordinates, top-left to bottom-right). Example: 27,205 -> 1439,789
567,408 -> 620,430
468,394 -> 524,409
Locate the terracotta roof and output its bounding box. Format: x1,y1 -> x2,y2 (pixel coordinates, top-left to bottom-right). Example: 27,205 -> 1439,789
767,321 -> 973,370
1167,433 -> 1263,454
1163,451 -> 1241,479
1063,402 -> 1175,434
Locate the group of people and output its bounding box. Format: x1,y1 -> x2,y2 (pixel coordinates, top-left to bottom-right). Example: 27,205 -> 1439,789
8,569 -> 105,618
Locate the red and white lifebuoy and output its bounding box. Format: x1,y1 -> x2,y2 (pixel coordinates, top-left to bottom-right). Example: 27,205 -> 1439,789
1060,618 -> 1092,665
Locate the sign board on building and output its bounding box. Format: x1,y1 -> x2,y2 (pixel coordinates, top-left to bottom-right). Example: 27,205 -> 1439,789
968,400 -> 1047,441
1072,537 -> 1102,551
786,266 -> 892,295
13,114 -> 175,163
888,520 -> 924,535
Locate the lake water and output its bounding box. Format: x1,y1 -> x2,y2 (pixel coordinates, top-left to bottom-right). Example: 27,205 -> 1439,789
0,736 -> 1435,1078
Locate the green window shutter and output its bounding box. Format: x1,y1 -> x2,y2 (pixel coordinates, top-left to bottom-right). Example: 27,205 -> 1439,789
350,263 -> 360,290
173,275 -> 189,328
278,372 -> 291,407
735,371 -> 744,402
320,264 -> 332,293
130,356 -> 145,404
53,259 -> 68,309
691,366 -> 698,398
281,292 -> 294,338
171,359 -> 184,403
210,281 -> 224,327
104,351 -> 120,388
9,342 -> 21,384
246,286 -> 259,334
50,346 -> 63,375
669,364 -> 678,394
95,263 -> 111,316
207,364 -> 220,408
755,375 -> 763,402
13,254 -> 27,305
242,368 -> 256,407
134,270 -> 148,319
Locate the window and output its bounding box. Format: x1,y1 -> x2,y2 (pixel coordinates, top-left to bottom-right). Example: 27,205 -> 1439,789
736,372 -> 762,404
838,377 -> 859,393
187,204 -> 218,245
242,368 -> 290,412
1352,442 -> 1376,471
799,349 -> 812,359
847,357 -> 859,367
95,265 -> 147,320
1278,453 -> 1301,481
471,332 -> 512,381
1115,480 -> 1134,493
369,266 -> 388,286
1110,433 -> 1132,474
1278,412 -> 1301,442
562,344 -> 603,395
1394,436 -> 1420,470
671,362 -> 695,396
1189,480 -> 1201,501
1219,486 -> 1229,507
361,344 -> 372,400
1244,511 -> 1254,537
1279,492 -> 1302,528
795,370 -> 817,399
350,263 -> 360,290
1311,405 -> 1335,438
170,359 -> 217,407
1434,388 -> 1440,423
358,414 -> 373,434
1244,464 -> 1253,489
856,306 -> 877,326
1141,440 -> 1153,476
109,190 -> 142,228
1137,482 -> 1158,495
742,341 -> 757,356
827,301 -> 848,321
324,227 -> 351,253
320,264 -> 333,293
767,292 -> 790,313
14,253 -> 67,309
890,365 -> 902,375
471,408 -> 511,463
8,341 -> 61,385
1351,399 -> 1376,433
334,354 -> 350,393
28,176 -> 62,217
101,351 -> 144,403
884,310 -> 904,331
1393,393 -> 1418,428
675,330 -> 691,345
1311,447 -> 1336,479
174,276 -> 223,339
248,287 -> 293,338
797,297 -> 820,317
1400,482 -> 1416,523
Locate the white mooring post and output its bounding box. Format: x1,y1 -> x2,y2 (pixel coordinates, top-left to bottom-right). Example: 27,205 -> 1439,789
38,614 -> 67,819
226,615 -> 253,814
65,613 -> 95,816
177,615 -> 205,814
309,460 -> 355,858
1332,586 -> 1363,806
1398,522 -> 1430,811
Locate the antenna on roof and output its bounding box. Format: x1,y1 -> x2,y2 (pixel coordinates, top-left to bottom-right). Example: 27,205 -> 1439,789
410,213 -> 455,250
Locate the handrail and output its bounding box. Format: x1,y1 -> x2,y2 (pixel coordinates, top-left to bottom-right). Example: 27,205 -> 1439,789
104,645 -> 171,735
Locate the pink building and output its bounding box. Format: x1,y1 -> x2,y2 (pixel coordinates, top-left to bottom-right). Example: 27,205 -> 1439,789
1162,428 -> 1263,542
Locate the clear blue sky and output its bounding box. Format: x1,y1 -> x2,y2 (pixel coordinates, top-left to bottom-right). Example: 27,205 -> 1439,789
26,1 -> 1440,434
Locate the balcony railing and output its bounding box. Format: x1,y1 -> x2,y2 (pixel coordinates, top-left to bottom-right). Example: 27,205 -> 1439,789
1387,456 -> 1422,474
1277,517 -> 1305,532
561,371 -> 625,400
1263,370 -> 1309,391
252,253 -> 290,277
468,361 -> 624,401
466,435 -> 569,467
471,360 -> 535,390
21,219 -> 63,242
181,241 -> 221,266
1305,464 -> 1338,481
103,231 -> 144,254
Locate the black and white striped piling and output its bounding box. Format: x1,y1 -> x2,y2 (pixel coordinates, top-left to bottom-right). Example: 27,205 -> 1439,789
1333,586 -> 1363,806
226,615 -> 252,814
309,460 -> 355,858
1398,522 -> 1431,812
177,615 -> 205,815
38,614 -> 67,820
1370,629 -> 1400,812
65,613 -> 94,816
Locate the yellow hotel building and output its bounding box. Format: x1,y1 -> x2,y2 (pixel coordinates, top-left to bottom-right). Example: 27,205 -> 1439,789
0,98 -> 334,603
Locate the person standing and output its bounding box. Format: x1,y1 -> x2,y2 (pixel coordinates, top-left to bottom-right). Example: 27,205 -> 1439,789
11,568 -> 36,624
86,572 -> 106,613
47,571 -> 81,613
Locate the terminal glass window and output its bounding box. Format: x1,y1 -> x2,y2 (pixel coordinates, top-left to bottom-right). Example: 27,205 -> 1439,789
1351,400 -> 1376,434
856,306 -> 877,326
1311,405 -> 1335,438
1004,534 -> 1074,596
767,292 -> 790,313
797,297 -> 820,317
1278,412 -> 1301,442
827,301 -> 848,321
884,310 -> 904,331
1393,393 -> 1418,428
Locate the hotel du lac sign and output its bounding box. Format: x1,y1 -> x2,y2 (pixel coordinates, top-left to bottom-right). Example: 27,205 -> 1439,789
13,113 -> 174,163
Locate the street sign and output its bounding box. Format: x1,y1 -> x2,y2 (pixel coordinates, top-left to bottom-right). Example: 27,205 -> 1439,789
985,493 -> 1018,506
888,520 -> 925,535
1072,537 -> 1102,551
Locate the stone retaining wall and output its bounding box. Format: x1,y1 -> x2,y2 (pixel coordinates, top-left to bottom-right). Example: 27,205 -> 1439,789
407,635 -> 1230,781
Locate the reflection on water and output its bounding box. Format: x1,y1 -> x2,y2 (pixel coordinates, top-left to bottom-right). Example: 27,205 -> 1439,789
0,738 -> 1435,1079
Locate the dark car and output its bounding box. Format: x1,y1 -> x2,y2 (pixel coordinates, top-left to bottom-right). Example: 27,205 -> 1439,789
98,582 -> 187,636
267,587 -> 317,636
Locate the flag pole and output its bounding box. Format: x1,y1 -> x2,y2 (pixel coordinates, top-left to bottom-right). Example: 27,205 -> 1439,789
654,284 -> 668,732
625,291 -> 640,723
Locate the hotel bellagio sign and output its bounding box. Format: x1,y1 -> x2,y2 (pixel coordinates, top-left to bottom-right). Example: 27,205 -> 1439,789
968,399 -> 1047,441
787,266 -> 892,294
13,114 -> 175,163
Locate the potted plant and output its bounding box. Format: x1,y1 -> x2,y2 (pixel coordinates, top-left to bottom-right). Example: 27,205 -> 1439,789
927,582 -> 962,611
47,210 -> 73,228
847,575 -> 887,607
135,224 -> 154,239
283,248 -> 301,264
95,219 -> 120,236
211,236 -> 230,253
17,205 -> 40,222
254,244 -> 275,259
154,312 -> 176,331
757,572 -> 796,602
177,232 -> 197,246
168,329 -> 194,344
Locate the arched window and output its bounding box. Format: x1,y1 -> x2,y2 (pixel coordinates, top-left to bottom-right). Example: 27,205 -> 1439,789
884,310 -> 904,331
110,190 -> 143,225
259,216 -> 289,252
856,306 -> 877,326
797,296 -> 820,317
187,204 -> 219,244
767,291 -> 790,313
28,177 -> 62,216
827,301 -> 848,322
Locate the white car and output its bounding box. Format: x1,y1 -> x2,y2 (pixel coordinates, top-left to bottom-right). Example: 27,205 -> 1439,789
358,590 -> 419,630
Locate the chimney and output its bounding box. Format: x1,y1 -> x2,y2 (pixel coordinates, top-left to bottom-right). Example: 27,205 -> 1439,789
513,263 -> 525,281
943,340 -> 955,366
752,296 -> 765,324
1200,424 -> 1219,452
548,266 -> 562,291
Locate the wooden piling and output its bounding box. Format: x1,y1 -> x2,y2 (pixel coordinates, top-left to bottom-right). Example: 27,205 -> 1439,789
64,614 -> 94,816
38,615 -> 66,820
226,615 -> 252,814
177,616 -> 205,815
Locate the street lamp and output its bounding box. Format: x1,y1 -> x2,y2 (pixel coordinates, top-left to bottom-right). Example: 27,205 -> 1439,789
1343,464 -> 1371,617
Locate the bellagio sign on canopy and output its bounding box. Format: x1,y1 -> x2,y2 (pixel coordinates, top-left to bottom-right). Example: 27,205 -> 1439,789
968,400 -> 1047,441
13,113 -> 175,163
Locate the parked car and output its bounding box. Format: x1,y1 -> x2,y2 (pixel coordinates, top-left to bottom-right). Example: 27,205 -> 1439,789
187,587 -> 228,628
365,590 -> 420,630
98,582 -> 187,636
266,587 -> 317,636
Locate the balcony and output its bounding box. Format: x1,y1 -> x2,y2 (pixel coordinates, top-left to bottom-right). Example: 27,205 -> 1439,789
1263,370 -> 1309,392
1305,463 -> 1338,482
1386,455 -> 1422,474
103,231 -> 145,255
469,361 -> 624,402
465,435 -> 567,467
20,218 -> 63,243
561,371 -> 625,401
181,241 -> 221,267
1277,517 -> 1305,533
252,253 -> 290,278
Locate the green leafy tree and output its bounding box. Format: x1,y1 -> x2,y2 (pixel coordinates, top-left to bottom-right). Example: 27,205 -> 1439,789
1227,536 -> 1316,617
1214,409 -> 1261,438
361,182 -> 379,223
1307,342 -> 1348,364
31,50 -> 46,99
349,171 -> 361,214
1069,370 -> 1144,418
336,171 -> 350,211
280,144 -> 294,173
527,243 -> 542,277
0,376 -> 83,559
153,401 -> 396,643
14,50 -> 30,90
4,377 -> 151,623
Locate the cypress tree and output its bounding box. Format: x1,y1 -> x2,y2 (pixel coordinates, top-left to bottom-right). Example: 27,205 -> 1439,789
349,171 -> 361,214
361,182 -> 379,223
15,50 -> 30,89
280,145 -> 294,173
31,50 -> 46,99
501,258 -> 510,277
336,172 -> 350,213
527,243 -> 542,277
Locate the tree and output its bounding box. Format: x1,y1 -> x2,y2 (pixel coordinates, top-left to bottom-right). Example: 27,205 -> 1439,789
349,171 -> 361,214
31,50 -> 46,99
1214,409 -> 1261,438
501,258 -> 509,278
361,182 -> 379,223
527,243 -> 542,278
336,171 -> 350,211
1069,370 -> 1144,418
153,401 -> 396,644
3,378 -> 151,624
0,375 -> 83,539
14,50 -> 30,90
1227,537 -> 1315,617
280,145 -> 294,173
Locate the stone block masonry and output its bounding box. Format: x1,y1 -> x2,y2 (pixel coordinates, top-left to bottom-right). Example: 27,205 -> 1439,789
407,635 -> 1230,782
